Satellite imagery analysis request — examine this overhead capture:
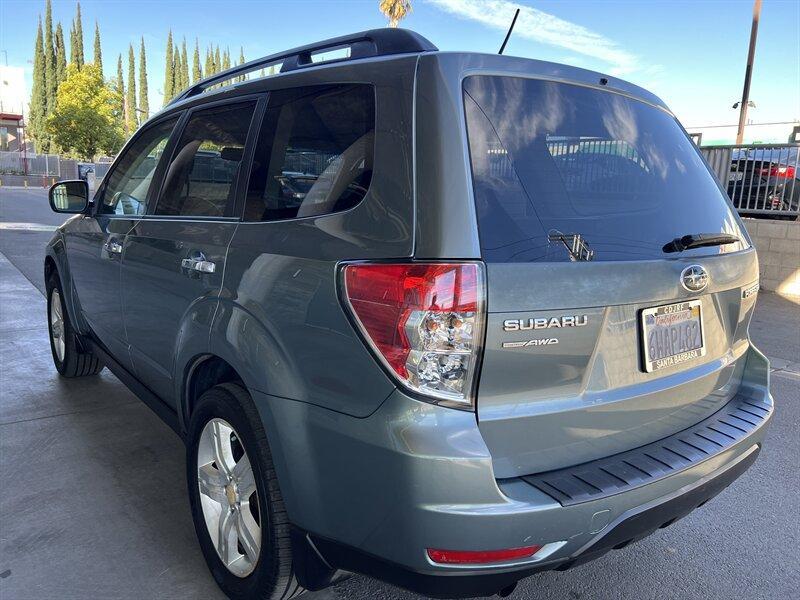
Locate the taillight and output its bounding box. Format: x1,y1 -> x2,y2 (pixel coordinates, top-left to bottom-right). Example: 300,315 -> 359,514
341,262 -> 485,409
759,165 -> 796,178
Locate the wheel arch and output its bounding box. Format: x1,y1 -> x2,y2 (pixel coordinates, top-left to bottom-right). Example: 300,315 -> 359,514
181,354 -> 245,430
44,239 -> 87,334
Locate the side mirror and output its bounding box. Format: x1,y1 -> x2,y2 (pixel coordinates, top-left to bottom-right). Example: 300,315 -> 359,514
49,180 -> 89,214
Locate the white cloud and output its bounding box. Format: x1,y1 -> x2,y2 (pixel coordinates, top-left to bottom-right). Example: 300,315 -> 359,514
428,0 -> 640,76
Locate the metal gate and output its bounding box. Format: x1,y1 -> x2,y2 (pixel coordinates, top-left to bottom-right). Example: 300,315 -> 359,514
701,144 -> 799,218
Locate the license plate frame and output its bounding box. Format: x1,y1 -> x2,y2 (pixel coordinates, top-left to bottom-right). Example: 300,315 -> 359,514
641,300 -> 705,373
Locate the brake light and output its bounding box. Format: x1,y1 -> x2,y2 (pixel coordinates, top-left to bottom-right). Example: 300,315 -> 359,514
427,545 -> 542,565
759,165 -> 796,178
341,262 -> 485,408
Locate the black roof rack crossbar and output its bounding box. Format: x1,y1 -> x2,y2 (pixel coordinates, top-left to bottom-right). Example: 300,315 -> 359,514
169,28 -> 437,106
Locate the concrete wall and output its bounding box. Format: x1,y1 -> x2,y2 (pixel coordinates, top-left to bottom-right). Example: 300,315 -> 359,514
743,218 -> 800,297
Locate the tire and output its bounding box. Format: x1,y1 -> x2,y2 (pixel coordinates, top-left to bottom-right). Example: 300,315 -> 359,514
187,383 -> 305,600
46,271 -> 104,378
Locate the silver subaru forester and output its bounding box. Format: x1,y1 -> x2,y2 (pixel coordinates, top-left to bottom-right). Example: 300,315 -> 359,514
45,29 -> 772,599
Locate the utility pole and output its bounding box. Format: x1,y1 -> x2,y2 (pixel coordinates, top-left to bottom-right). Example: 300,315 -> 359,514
736,0 -> 762,145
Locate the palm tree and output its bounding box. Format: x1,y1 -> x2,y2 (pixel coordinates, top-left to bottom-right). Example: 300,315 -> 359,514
379,0 -> 412,28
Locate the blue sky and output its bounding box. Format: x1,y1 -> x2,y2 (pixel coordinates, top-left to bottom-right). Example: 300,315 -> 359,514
1,0 -> 798,141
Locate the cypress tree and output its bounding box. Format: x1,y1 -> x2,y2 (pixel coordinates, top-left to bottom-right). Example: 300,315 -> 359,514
204,47 -> 213,76
117,53 -> 127,133
180,39 -> 189,91
93,21 -> 102,74
163,30 -> 174,105
138,38 -> 149,121
238,47 -> 246,82
126,44 -> 138,132
214,46 -> 221,75
192,39 -> 202,83
30,18 -> 48,152
69,21 -> 77,65
74,2 -> 85,68
55,23 -> 67,85
44,0 -> 56,114
222,47 -> 231,72
173,45 -> 182,91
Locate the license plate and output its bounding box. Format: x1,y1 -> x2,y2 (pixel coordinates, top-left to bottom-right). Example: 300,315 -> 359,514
641,300 -> 705,372
728,171 -> 744,182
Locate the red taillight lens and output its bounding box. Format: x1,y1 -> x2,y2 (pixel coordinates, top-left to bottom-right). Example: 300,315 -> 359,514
760,165 -> 796,178
342,262 -> 484,407
427,545 -> 542,565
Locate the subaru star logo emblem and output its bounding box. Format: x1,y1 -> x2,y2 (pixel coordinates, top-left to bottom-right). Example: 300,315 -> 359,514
681,265 -> 709,293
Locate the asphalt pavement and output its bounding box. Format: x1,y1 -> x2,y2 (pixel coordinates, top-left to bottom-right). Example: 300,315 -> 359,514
1,187 -> 798,600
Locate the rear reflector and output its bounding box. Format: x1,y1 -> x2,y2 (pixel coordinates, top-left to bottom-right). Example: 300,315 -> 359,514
426,545 -> 542,565
341,262 -> 485,408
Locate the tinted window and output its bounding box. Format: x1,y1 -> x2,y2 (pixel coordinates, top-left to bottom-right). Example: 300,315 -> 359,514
155,101 -> 256,217
244,85 -> 374,222
99,117 -> 177,215
464,76 -> 747,263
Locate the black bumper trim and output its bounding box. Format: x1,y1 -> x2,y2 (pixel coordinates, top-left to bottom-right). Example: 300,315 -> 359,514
307,443 -> 761,599
517,393 -> 771,506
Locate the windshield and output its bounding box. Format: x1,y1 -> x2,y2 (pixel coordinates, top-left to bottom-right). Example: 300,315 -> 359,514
464,75 -> 747,263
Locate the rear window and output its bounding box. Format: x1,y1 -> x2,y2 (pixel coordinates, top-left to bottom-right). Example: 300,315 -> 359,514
464,75 -> 747,263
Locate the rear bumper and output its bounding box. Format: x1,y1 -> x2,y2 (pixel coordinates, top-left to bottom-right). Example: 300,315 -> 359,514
252,350 -> 773,598
308,442 -> 761,598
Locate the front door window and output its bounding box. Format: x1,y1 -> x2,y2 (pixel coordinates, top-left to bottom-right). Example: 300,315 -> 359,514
99,117 -> 178,216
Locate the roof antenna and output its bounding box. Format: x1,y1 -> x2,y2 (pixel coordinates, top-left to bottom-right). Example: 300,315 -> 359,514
498,8 -> 520,54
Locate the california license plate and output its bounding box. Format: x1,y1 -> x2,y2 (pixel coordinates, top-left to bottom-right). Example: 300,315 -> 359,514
641,300 -> 705,372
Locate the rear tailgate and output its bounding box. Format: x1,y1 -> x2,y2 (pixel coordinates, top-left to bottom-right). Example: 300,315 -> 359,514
463,74 -> 758,478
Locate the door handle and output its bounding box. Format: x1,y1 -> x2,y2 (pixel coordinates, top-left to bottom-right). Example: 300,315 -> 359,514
181,254 -> 216,274
103,239 -> 123,254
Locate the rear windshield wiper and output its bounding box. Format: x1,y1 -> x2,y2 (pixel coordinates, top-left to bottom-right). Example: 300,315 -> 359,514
662,233 -> 741,253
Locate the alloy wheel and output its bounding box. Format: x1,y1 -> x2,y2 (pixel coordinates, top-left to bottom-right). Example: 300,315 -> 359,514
197,418 -> 261,577
49,289 -> 66,362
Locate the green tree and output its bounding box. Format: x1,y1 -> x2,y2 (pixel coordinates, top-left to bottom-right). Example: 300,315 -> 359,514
47,63 -> 124,159
379,0 -> 412,27
138,38 -> 149,121
222,47 -> 231,72
69,21 -> 77,65
93,21 -> 102,73
29,18 -> 49,152
237,47 -> 246,82
55,23 -> 67,85
192,38 -> 202,83
214,46 -> 221,75
126,44 -> 138,132
180,38 -> 189,90
44,0 -> 56,114
163,30 -> 174,105
173,45 -> 183,91
205,46 -> 214,76
116,54 -> 126,129
73,2 -> 85,67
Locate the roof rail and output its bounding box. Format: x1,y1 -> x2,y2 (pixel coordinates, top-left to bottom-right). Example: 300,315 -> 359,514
169,28 -> 437,106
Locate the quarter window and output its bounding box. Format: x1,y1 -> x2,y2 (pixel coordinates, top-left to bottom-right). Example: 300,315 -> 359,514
99,117 -> 177,215
155,101 -> 257,217
244,84 -> 375,222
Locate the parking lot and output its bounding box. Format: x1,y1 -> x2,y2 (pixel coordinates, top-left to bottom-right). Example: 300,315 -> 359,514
1,187 -> 798,600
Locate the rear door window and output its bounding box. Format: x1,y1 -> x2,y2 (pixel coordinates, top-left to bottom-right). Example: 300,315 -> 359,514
244,84 -> 374,221
463,76 -> 747,262
155,101 -> 257,217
